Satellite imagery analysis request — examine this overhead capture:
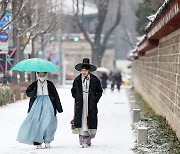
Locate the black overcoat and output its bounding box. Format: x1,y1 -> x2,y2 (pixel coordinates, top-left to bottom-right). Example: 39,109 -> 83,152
100,73 -> 108,89
71,73 -> 103,129
26,80 -> 63,116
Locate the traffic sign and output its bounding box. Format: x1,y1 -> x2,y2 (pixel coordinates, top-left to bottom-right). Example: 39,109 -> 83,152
0,41 -> 8,54
0,13 -> 12,31
0,31 -> 9,42
0,31 -> 9,54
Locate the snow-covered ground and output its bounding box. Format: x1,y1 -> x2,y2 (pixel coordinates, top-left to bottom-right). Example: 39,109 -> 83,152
0,85 -> 135,154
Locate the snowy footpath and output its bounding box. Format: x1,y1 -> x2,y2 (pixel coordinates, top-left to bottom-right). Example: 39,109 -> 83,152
0,84 -> 134,154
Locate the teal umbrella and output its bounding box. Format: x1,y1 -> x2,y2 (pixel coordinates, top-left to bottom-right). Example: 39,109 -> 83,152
11,58 -> 60,72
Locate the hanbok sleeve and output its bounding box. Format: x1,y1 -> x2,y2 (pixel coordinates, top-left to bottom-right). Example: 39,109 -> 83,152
26,81 -> 37,98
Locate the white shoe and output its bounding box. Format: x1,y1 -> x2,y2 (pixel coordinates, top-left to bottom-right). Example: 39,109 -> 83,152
45,142 -> 50,148
81,144 -> 88,148
36,144 -> 42,149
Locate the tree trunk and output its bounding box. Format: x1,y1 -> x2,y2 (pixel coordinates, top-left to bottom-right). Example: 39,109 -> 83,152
31,38 -> 36,81
12,1 -> 18,83
31,38 -> 35,58
12,35 -> 18,83
40,33 -> 45,59
19,21 -> 25,82
19,44 -> 25,82
91,47 -> 103,67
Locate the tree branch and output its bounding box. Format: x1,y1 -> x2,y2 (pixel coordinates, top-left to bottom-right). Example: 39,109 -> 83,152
102,0 -> 122,52
122,25 -> 134,48
18,12 -> 61,38
75,16 -> 93,47
0,0 -> 8,21
94,0 -> 109,44
74,0 -> 93,46
82,0 -> 85,17
0,0 -> 29,31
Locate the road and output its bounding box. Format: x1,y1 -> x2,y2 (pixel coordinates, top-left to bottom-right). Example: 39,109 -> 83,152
0,85 -> 134,154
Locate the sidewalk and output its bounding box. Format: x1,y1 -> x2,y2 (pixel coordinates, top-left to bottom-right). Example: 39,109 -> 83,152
0,84 -> 135,154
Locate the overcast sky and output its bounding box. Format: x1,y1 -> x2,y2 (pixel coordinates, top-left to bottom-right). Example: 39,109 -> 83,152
63,0 -> 98,15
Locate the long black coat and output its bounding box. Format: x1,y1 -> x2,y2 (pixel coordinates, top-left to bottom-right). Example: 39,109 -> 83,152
100,73 -> 108,89
71,73 -> 103,129
26,80 -> 63,116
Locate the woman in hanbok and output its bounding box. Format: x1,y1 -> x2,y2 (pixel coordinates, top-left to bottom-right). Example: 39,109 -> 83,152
17,72 -> 63,149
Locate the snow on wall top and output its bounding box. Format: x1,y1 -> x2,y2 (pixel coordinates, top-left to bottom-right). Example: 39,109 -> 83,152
145,0 -> 172,30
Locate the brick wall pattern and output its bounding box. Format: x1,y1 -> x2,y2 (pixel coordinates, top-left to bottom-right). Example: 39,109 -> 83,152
132,29 -> 180,139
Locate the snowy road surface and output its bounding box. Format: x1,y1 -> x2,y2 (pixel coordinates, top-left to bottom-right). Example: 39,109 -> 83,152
0,85 -> 134,154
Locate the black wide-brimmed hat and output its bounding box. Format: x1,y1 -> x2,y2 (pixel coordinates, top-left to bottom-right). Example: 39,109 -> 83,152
75,58 -> 97,71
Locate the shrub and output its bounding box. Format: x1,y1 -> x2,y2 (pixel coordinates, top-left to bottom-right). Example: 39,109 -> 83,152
0,86 -> 13,106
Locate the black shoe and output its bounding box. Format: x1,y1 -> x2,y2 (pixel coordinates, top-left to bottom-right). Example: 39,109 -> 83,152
33,142 -> 41,145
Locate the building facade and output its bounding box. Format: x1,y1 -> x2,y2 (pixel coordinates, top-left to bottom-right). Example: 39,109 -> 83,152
62,35 -> 115,78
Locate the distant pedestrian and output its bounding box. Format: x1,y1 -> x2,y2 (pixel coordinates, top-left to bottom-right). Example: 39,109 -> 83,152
115,72 -> 123,91
100,72 -> 108,92
71,58 -> 103,148
17,72 -> 63,149
109,72 -> 116,91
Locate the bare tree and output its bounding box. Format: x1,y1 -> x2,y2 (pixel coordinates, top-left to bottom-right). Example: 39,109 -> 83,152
18,0 -> 65,56
0,0 -> 8,21
0,0 -> 29,32
11,0 -> 65,83
12,0 -> 25,83
73,0 -> 122,67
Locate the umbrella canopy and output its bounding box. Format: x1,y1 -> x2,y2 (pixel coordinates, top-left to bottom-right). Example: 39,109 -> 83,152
96,67 -> 109,73
11,58 -> 60,72
111,70 -> 120,74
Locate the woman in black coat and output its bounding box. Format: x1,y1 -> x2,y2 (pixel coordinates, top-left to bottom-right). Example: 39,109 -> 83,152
100,72 -> 108,91
17,72 -> 63,149
26,79 -> 63,115
115,72 -> 122,91
71,58 -> 102,148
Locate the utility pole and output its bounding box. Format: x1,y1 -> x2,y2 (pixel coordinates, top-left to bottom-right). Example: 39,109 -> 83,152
57,30 -> 64,85
57,0 -> 65,85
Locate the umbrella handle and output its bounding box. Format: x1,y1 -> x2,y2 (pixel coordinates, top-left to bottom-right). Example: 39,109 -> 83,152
34,72 -> 36,81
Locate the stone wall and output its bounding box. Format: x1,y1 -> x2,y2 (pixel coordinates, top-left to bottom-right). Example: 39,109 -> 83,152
132,29 -> 180,139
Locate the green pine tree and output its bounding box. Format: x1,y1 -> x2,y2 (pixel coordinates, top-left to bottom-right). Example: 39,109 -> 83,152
136,0 -> 164,35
